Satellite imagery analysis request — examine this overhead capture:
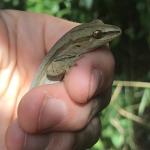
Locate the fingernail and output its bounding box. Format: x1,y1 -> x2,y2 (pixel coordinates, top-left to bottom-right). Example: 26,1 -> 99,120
89,70 -> 103,98
38,96 -> 67,131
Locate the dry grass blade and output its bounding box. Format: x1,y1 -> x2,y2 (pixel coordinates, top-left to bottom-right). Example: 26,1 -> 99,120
113,81 -> 150,88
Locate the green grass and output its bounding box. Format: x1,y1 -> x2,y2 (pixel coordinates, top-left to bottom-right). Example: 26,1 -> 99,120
90,81 -> 150,150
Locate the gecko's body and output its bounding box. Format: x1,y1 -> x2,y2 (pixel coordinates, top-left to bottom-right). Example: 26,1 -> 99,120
31,20 -> 121,88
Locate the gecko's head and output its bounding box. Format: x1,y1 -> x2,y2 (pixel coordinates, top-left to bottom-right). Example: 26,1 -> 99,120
70,19 -> 121,47
91,22 -> 121,41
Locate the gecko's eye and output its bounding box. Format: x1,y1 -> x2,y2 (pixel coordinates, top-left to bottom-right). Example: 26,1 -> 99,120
92,30 -> 103,39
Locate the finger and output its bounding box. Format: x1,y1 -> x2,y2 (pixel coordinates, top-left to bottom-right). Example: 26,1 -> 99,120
6,117 -> 100,150
18,84 -> 97,133
18,88 -> 103,133
64,47 -> 115,104
73,117 -> 101,150
88,88 -> 112,122
47,117 -> 101,150
6,120 -> 25,150
6,120 -> 50,150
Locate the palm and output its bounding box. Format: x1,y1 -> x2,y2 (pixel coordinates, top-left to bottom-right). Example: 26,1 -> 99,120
0,10 -> 76,149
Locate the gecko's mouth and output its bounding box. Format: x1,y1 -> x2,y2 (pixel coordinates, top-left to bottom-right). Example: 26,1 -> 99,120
103,30 -> 121,37
101,30 -> 121,42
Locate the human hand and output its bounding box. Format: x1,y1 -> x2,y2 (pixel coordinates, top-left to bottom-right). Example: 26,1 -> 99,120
0,10 -> 115,150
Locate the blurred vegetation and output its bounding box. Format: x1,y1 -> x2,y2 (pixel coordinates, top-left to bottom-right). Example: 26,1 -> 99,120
0,0 -> 26,10
0,0 -> 150,150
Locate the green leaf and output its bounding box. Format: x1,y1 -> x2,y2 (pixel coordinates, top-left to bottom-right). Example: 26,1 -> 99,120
112,133 -> 124,148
